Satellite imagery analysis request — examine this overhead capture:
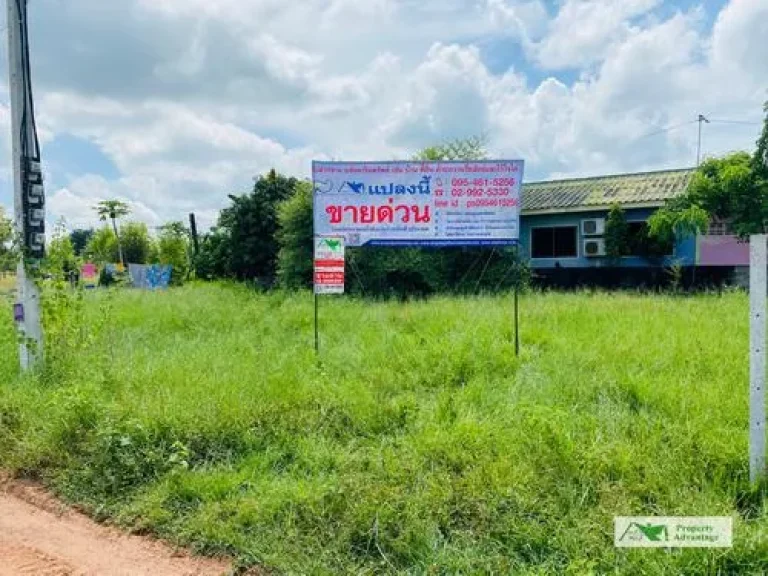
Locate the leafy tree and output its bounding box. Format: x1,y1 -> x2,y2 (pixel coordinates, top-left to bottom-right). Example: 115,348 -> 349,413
649,153 -> 762,241
277,181 -> 314,289
218,169 -> 299,283
156,221 -> 190,285
604,204 -> 629,261
94,200 -> 131,266
69,228 -> 94,256
195,227 -> 232,280
46,219 -> 77,280
84,227 -> 118,264
120,222 -> 154,265
414,135 -> 488,161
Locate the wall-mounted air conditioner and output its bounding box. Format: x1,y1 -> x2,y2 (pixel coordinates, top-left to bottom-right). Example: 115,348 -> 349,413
581,218 -> 605,236
583,238 -> 606,257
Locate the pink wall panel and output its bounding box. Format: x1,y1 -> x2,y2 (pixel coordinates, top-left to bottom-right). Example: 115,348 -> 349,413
697,235 -> 750,266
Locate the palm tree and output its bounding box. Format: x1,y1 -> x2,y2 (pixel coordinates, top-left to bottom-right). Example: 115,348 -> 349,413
94,200 -> 131,267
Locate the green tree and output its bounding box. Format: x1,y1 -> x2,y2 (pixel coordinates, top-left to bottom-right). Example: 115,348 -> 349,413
46,219 -> 77,280
414,135 -> 488,161
195,227 -> 232,280
120,222 -> 154,265
277,181 -> 314,289
604,203 -> 629,261
156,221 -> 190,285
218,169 -> 299,283
69,228 -> 94,256
84,227 -> 118,264
94,200 -> 131,266
649,153 -> 762,241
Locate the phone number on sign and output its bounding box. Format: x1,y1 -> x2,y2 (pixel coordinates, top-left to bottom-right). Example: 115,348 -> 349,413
451,178 -> 517,187
451,187 -> 514,198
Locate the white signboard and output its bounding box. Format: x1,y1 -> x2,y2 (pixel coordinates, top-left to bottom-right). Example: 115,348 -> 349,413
313,160 -> 523,247
314,236 -> 345,295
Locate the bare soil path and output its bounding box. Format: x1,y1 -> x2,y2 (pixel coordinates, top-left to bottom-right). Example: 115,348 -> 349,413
0,476 -> 231,576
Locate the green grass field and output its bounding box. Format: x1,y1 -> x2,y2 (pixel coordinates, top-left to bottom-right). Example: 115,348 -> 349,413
0,283 -> 766,574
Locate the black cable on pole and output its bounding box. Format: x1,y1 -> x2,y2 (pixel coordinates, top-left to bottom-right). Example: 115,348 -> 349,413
708,119 -> 761,126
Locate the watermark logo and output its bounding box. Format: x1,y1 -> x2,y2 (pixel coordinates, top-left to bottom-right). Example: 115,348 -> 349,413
615,517 -> 732,548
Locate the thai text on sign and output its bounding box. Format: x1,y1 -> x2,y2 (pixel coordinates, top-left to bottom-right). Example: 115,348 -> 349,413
312,160 -> 524,247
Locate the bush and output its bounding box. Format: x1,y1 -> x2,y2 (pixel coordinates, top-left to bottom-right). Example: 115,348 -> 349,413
277,181 -> 314,289
156,222 -> 190,285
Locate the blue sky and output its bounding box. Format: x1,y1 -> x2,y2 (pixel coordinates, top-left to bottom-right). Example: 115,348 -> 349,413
0,0 -> 765,231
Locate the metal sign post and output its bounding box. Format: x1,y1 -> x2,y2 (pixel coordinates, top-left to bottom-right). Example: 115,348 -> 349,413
750,234 -> 766,484
514,244 -> 520,357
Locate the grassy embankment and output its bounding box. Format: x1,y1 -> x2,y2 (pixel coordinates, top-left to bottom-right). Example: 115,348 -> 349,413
0,283 -> 766,574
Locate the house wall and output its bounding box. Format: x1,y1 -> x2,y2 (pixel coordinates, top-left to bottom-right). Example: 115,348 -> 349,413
519,207 -> 696,269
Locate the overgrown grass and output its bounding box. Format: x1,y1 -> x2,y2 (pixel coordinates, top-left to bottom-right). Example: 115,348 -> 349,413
0,283 -> 766,574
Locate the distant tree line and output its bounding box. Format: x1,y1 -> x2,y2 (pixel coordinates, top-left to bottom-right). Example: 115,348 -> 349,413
44,200 -> 192,286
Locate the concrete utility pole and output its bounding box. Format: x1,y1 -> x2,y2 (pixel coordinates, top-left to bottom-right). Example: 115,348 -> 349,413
750,235 -> 767,483
7,0 -> 45,370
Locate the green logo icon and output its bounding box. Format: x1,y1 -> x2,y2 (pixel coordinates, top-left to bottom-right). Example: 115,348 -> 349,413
323,239 -> 342,251
620,522 -> 669,542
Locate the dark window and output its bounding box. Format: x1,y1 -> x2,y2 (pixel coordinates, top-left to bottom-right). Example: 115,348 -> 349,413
626,222 -> 673,257
531,227 -> 578,258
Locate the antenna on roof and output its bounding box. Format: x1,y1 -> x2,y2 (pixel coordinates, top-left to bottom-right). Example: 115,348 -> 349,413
697,114 -> 710,167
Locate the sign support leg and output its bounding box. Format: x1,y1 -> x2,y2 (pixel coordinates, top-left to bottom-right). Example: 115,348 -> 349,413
314,292 -> 319,355
514,244 -> 520,357
750,234 -> 766,484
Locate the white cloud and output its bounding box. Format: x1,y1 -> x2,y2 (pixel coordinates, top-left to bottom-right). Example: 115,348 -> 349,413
486,0 -> 549,39
533,0 -> 664,69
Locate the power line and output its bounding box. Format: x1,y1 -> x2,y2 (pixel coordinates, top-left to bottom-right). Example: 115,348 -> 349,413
708,119 -> 762,126
635,120 -> 698,140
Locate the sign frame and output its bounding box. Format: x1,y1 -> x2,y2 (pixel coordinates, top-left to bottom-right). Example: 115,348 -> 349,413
312,159 -> 523,249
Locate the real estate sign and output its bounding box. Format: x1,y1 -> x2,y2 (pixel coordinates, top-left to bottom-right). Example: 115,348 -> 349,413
314,236 -> 345,295
313,160 -> 523,247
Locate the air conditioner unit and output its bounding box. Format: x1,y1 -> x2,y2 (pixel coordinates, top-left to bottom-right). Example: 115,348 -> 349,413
583,238 -> 606,257
581,218 -> 605,236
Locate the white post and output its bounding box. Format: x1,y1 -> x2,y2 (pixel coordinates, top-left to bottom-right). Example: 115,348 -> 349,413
750,234 -> 767,483
7,0 -> 43,369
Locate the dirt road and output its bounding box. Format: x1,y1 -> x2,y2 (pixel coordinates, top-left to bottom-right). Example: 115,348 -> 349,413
0,477 -> 231,576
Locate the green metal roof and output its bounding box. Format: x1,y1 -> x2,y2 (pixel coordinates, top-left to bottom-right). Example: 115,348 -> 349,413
522,168 -> 696,214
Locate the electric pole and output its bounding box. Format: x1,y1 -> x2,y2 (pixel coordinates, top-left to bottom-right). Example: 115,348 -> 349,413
697,114 -> 710,166
7,0 -> 45,370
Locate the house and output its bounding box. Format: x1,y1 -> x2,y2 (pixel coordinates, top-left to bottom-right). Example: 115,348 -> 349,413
519,168 -> 748,286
